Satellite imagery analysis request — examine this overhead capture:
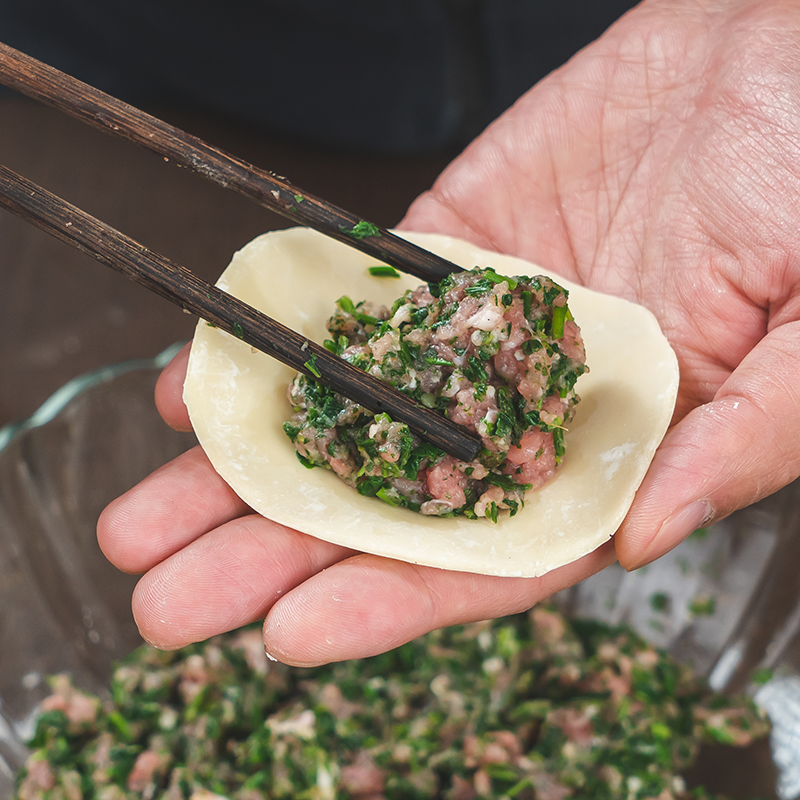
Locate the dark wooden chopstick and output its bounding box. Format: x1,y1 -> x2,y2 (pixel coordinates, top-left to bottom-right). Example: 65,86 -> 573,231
0,165 -> 482,462
0,42 -> 463,284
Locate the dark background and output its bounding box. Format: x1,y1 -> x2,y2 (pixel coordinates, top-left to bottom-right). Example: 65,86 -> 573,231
0,0 -> 637,428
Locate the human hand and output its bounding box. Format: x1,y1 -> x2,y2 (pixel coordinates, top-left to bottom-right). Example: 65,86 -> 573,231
99,341 -> 614,662
99,339 -> 614,662
403,0 -> 800,571
98,0 -> 800,664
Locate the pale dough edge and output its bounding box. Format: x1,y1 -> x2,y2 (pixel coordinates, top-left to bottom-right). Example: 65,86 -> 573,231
184,228 -> 679,578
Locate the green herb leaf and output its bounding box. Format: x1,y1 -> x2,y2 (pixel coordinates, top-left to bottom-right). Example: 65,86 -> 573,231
552,427 -> 566,463
464,278 -> 494,296
484,472 -> 532,492
403,442 -> 443,480
410,306 -> 429,325
357,477 -> 384,497
550,304 -> 567,338
376,486 -> 402,506
522,290 -> 533,319
282,422 -> 302,441
649,592 -> 671,613
107,710 -> 135,743
336,295 -> 381,326
368,265 -> 401,278
751,667 -> 774,687
323,335 -> 349,356
296,452 -> 317,469
522,338 -> 542,355
463,356 -> 488,383
304,353 -> 321,378
483,268 -> 516,290
689,595 -> 717,617
343,220 -> 381,239
543,285 -> 562,305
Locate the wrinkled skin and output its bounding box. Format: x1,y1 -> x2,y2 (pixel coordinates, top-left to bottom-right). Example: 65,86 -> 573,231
98,0 -> 800,665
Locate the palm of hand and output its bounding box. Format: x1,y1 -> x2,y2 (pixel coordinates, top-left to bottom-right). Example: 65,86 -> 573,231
99,0 -> 800,665
403,0 -> 800,563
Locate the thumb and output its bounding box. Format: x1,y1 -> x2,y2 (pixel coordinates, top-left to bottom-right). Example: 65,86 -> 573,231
616,320 -> 800,570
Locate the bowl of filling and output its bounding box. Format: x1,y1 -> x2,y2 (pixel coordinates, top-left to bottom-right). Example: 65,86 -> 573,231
1,232 -> 799,800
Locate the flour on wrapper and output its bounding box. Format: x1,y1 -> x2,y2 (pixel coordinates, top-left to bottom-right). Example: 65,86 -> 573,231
184,228 -> 679,578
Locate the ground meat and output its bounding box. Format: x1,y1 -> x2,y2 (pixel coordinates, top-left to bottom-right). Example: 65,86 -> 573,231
284,267 -> 588,520
15,607 -> 769,800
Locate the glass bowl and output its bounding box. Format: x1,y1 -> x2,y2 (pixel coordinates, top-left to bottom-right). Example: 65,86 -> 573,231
0,345 -> 196,798
0,347 -> 798,798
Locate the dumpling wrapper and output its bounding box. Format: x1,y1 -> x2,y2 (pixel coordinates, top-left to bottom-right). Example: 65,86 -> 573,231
184,228 -> 679,578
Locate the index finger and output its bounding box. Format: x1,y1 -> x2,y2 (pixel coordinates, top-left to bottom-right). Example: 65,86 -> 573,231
155,342 -> 192,431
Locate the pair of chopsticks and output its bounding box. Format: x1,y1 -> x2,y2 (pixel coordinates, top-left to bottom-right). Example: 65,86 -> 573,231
0,43 -> 481,462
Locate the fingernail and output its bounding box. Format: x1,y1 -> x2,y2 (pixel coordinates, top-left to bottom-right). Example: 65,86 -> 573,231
628,500 -> 714,570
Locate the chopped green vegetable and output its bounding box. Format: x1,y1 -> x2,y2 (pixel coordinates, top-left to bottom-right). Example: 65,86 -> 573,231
650,592 -> 671,613
552,427 -> 566,463
550,304 -> 568,338
323,335 -> 348,355
304,352 -> 321,378
484,472 -> 531,492
521,290 -> 533,319
343,220 -> 381,239
296,452 -> 316,468
356,476 -> 384,497
464,277 -> 495,296
751,668 -> 774,687
689,595 -> 717,617
335,295 -> 381,326
368,265 -> 401,278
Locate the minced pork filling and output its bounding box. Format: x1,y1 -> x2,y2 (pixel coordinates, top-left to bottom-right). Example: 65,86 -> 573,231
283,267 -> 588,520
14,606 -> 769,800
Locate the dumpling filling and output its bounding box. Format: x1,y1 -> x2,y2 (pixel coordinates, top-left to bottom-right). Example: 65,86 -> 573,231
283,267 -> 588,520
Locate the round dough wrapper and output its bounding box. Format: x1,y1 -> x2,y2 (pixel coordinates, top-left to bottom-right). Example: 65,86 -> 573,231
184,228 -> 678,578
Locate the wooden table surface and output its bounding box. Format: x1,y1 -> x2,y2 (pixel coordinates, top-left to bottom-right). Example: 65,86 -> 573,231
0,95 -> 452,429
